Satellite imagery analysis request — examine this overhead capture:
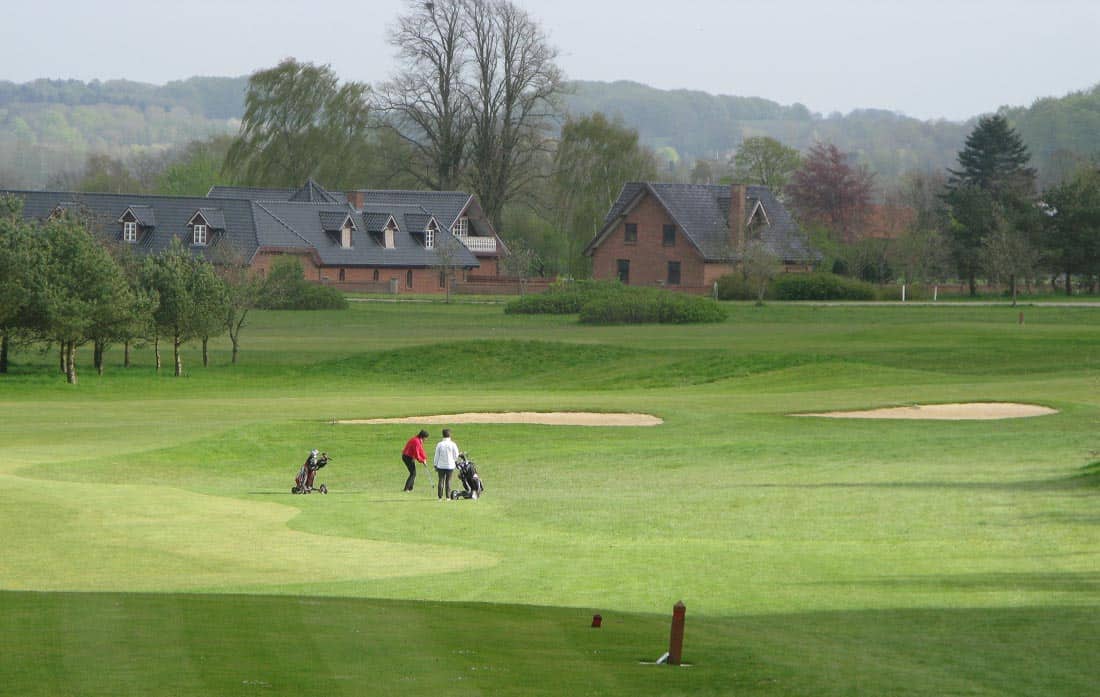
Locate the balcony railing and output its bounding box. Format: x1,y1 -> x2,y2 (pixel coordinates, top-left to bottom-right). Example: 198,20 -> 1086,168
456,235 -> 497,253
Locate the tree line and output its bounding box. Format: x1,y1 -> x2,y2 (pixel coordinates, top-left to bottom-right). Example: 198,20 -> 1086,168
0,198 -> 350,382
724,121 -> 1100,298
3,0 -> 1099,289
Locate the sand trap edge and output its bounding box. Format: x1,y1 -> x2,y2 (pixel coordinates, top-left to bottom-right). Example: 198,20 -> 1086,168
794,402 -> 1058,420
336,412 -> 663,427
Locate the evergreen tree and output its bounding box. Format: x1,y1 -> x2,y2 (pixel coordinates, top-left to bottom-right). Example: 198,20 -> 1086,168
944,114 -> 1037,295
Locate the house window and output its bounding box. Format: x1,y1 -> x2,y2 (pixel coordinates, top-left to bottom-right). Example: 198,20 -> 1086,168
193,223 -> 207,246
341,227 -> 352,248
425,228 -> 434,249
663,224 -> 676,246
406,270 -> 413,288
667,261 -> 681,285
616,259 -> 630,284
384,226 -> 395,249
338,268 -> 346,282
123,221 -> 137,243
373,269 -> 380,282
624,223 -> 637,245
453,217 -> 468,237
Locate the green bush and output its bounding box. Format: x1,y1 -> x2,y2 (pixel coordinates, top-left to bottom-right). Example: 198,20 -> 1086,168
258,257 -> 348,310
579,287 -> 726,324
504,279 -> 623,315
714,274 -> 764,301
771,273 -> 876,301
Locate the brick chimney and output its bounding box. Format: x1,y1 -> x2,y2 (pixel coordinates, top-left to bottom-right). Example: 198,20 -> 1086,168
346,190 -> 365,210
728,184 -> 747,253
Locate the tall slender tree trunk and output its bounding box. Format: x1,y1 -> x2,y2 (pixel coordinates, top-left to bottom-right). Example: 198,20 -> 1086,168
94,339 -> 105,376
174,335 -> 183,377
1065,267 -> 1073,296
231,338 -> 240,365
202,337 -> 209,367
66,342 -> 77,385
155,335 -> 162,371
124,340 -> 131,368
1,333 -> 8,373
59,342 -> 66,374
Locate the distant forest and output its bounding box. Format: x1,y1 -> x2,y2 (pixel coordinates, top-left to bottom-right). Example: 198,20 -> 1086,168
2,74 -> 1099,192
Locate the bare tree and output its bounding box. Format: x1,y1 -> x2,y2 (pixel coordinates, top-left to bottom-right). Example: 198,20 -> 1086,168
432,235 -> 467,303
380,0 -> 470,190
465,0 -> 563,231
740,240 -> 782,305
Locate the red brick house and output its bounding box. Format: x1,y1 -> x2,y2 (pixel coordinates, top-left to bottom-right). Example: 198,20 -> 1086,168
585,182 -> 818,291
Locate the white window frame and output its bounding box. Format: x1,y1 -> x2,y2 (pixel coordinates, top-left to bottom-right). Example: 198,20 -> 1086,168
123,221 -> 137,243
453,216 -> 468,238
425,227 -> 434,249
193,223 -> 208,246
341,226 -> 352,249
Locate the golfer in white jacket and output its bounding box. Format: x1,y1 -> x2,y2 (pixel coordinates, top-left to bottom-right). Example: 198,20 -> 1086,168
434,428 -> 460,500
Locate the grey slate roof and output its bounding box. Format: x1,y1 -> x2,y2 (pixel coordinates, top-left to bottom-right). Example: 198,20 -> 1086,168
3,182 -> 480,271
252,201 -> 478,268
5,190 -> 259,261
595,182 -> 817,263
206,181 -> 347,204
122,205 -> 157,227
352,190 -> 472,230
195,207 -> 227,230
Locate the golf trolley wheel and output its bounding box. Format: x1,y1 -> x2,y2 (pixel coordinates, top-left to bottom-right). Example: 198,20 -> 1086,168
319,484 -> 328,495
291,487 -> 299,494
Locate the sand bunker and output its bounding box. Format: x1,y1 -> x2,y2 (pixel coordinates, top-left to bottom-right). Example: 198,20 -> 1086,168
338,412 -> 663,427
797,402 -> 1057,420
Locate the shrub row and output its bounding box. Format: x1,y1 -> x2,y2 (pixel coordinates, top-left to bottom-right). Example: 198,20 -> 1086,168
716,272 -> 878,301
505,280 -> 726,324
579,288 -> 727,324
504,280 -> 626,315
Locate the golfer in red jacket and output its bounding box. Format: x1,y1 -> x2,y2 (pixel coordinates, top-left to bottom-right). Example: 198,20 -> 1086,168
401,430 -> 430,492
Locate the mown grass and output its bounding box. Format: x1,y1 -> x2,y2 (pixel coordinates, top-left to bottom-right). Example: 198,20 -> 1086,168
1,301 -> 1098,696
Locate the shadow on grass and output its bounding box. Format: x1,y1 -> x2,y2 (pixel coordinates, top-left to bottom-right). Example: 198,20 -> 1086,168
742,463 -> 1100,494
806,571 -> 1100,594
1,592 -> 1097,697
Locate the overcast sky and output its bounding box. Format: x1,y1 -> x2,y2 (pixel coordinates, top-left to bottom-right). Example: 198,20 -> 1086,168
4,0 -> 1098,121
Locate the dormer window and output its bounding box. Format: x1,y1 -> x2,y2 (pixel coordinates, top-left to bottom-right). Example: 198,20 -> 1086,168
193,223 -> 208,246
341,225 -> 352,249
123,221 -> 137,243
384,224 -> 396,249
453,217 -> 468,237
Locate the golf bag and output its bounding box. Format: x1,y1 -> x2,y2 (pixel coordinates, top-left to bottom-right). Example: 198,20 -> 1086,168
449,453 -> 484,500
292,450 -> 330,494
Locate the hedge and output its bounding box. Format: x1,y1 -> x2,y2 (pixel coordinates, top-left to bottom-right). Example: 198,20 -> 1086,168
770,273 -> 875,301
578,287 -> 727,324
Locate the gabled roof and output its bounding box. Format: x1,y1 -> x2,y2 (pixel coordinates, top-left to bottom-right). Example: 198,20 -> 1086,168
6,190 -> 259,260
591,182 -> 817,263
289,179 -> 342,204
191,207 -> 227,230
252,201 -> 478,268
319,210 -> 355,232
351,190 -> 473,230
206,182 -> 347,204
119,205 -> 156,227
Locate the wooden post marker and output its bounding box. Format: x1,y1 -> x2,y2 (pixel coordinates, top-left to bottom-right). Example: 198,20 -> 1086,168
668,601 -> 686,665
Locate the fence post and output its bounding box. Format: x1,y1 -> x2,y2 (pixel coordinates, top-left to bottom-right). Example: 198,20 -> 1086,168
668,601 -> 686,665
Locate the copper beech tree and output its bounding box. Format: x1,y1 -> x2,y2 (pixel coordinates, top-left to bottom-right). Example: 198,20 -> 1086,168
786,142 -> 876,244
